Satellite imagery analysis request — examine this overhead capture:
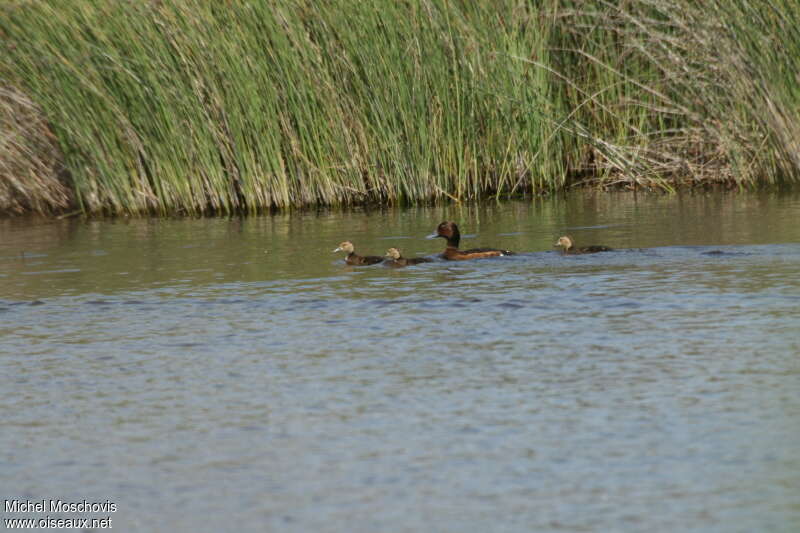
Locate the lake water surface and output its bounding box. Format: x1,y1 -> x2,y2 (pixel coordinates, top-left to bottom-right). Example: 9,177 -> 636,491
1,192 -> 799,532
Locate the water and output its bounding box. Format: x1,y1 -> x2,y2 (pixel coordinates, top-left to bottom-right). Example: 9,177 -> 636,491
2,192 -> 799,532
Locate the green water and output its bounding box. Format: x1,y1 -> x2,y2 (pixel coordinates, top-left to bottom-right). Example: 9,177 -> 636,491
2,192 -> 799,532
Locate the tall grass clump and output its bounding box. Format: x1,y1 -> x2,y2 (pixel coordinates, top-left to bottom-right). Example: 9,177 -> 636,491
1,0 -> 570,214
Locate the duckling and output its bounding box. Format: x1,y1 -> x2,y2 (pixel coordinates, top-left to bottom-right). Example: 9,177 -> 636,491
333,241 -> 383,265
427,221 -> 513,260
383,247 -> 432,267
554,235 -> 612,255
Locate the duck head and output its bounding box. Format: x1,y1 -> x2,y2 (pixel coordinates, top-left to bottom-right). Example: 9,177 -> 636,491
333,241 -> 355,254
554,236 -> 573,251
385,248 -> 402,260
427,221 -> 461,246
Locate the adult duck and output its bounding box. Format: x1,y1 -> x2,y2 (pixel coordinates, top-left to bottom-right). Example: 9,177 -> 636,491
427,221 -> 513,260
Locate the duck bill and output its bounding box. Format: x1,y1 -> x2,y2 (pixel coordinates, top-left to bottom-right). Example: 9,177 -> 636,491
332,247 -> 342,253
426,233 -> 440,240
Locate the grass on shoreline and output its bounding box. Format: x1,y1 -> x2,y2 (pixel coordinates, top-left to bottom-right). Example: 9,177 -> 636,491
1,0 -> 799,216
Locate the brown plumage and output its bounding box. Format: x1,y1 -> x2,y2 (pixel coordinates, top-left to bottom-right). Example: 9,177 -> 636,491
427,221 -> 513,260
383,248 -> 432,267
333,241 -> 383,265
554,235 -> 612,255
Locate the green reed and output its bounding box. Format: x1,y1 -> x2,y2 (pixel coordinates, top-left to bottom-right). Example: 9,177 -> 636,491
1,0 -> 799,215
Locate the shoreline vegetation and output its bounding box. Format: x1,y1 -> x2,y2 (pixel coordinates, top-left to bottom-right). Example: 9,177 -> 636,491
2,1 -> 799,216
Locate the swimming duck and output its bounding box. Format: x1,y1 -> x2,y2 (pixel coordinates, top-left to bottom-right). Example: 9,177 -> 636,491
384,248 -> 433,267
333,241 -> 384,265
554,235 -> 612,255
427,221 -> 513,260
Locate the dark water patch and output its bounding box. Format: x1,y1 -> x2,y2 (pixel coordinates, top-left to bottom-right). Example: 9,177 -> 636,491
700,248 -> 752,257
616,247 -> 654,254
671,245 -> 753,255
449,300 -> 482,308
496,302 -> 525,310
6,300 -> 36,306
369,299 -> 404,305
291,298 -> 330,305
606,300 -> 642,309
164,342 -> 205,348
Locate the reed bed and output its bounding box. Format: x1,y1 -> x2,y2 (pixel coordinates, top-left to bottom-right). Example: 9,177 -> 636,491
555,0 -> 800,189
1,0 -> 799,215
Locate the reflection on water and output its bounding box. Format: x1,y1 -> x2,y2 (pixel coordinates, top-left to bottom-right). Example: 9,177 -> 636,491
1,192 -> 799,532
